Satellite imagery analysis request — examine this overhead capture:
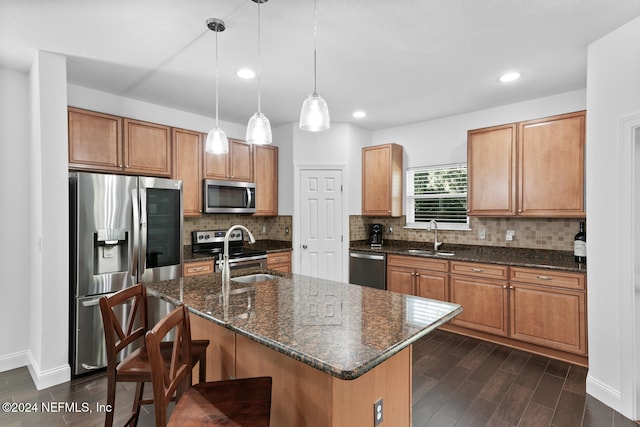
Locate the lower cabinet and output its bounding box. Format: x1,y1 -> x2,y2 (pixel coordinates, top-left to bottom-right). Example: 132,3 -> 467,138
387,255 -> 448,301
267,251 -> 292,273
386,256 -> 588,362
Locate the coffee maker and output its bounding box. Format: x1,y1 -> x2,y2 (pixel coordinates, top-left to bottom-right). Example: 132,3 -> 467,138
369,223 -> 383,248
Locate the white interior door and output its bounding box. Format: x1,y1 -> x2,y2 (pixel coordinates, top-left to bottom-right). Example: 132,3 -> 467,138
299,169 -> 343,281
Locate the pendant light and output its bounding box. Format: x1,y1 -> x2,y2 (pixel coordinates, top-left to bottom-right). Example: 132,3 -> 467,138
205,18 -> 229,154
246,0 -> 272,145
299,0 -> 330,132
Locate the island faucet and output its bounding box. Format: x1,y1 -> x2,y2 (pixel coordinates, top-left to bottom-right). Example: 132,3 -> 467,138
429,220 -> 443,251
222,225 -> 256,292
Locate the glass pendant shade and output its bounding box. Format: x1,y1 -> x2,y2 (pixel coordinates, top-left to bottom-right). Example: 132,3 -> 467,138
246,112 -> 272,145
299,92 -> 330,131
205,128 -> 229,154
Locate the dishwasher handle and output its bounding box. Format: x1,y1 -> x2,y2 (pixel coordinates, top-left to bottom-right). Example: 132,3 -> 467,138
350,252 -> 385,261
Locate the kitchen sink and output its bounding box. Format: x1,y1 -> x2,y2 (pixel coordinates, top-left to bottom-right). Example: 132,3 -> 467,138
231,273 -> 280,284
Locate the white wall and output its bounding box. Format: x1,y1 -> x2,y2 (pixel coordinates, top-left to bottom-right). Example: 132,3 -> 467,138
586,15 -> 640,419
28,51 -> 71,389
67,84 -> 247,140
372,89 -> 586,169
0,67 -> 31,371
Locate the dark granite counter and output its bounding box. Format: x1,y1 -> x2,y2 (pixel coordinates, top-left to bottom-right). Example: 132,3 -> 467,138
183,240 -> 292,262
349,240 -> 586,273
147,269 -> 461,380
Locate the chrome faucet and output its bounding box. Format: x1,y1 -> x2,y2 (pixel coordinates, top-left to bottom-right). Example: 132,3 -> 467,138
222,225 -> 256,292
429,220 -> 443,251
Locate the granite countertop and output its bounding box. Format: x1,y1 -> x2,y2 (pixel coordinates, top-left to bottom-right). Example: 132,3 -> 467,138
349,240 -> 586,273
147,269 -> 462,380
184,240 -> 292,262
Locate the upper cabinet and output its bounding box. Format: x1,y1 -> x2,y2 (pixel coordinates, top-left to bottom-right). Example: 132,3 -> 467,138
68,108 -> 172,177
68,107 -> 122,172
467,111 -> 585,218
203,139 -> 253,182
362,143 -> 403,217
172,128 -> 202,217
253,145 -> 278,216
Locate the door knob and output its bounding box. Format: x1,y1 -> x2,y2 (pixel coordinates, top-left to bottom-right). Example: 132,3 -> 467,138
302,244 -> 308,249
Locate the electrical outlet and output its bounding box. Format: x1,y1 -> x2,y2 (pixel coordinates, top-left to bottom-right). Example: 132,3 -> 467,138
388,226 -> 394,234
373,398 -> 383,426
506,230 -> 515,241
478,227 -> 486,240
262,225 -> 267,234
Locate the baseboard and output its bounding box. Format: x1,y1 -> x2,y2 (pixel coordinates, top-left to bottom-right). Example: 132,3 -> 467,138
26,351 -> 71,390
0,350 -> 29,373
586,374 -> 622,414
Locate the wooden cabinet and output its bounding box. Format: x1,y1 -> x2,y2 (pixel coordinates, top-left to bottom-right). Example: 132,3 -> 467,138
173,128 -> 202,216
387,255 -> 448,301
362,143 -> 403,217
68,107 -> 172,177
123,118 -> 172,176
204,138 -> 253,182
467,111 -> 585,217
509,267 -> 587,355
253,145 -> 278,216
267,251 -> 291,273
183,260 -> 214,277
517,112 -> 585,216
68,107 -> 123,172
449,261 -> 509,336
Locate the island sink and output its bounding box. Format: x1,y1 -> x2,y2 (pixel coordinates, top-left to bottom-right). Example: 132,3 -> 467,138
231,273 -> 279,284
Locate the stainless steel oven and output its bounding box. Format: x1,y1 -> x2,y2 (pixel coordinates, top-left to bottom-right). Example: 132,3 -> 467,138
192,230 -> 267,272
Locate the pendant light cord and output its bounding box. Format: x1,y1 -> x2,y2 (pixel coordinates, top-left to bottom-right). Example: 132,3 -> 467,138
215,29 -> 220,128
257,1 -> 262,114
313,0 -> 318,96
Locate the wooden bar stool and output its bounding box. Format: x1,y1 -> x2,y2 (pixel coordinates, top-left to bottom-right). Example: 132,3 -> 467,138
145,304 -> 272,427
99,284 -> 209,427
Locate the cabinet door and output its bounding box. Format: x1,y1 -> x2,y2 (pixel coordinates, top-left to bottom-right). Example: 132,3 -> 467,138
68,108 -> 122,172
517,111 -> 585,217
449,275 -> 508,336
203,147 -> 229,180
386,265 -> 415,295
362,144 -> 403,217
254,145 -> 278,216
123,118 -> 171,176
229,139 -> 253,182
510,284 -> 586,355
467,124 -> 517,216
414,270 -> 448,301
173,128 -> 202,216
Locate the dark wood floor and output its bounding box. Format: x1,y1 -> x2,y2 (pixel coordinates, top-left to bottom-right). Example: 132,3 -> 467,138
0,330 -> 637,426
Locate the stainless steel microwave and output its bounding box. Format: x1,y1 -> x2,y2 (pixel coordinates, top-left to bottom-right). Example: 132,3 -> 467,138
203,179 -> 256,214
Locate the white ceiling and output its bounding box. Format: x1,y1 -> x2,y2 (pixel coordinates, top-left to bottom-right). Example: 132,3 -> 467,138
2,0 -> 640,131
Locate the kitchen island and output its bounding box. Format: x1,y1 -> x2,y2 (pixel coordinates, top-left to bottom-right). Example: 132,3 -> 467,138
147,270 -> 461,426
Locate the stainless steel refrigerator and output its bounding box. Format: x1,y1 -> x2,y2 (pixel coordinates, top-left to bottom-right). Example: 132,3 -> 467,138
69,172 -> 183,376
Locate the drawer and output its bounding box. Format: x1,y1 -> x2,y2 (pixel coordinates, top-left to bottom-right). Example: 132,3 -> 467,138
450,261 -> 508,280
510,267 -> 585,291
183,260 -> 214,277
387,254 -> 449,273
267,251 -> 291,265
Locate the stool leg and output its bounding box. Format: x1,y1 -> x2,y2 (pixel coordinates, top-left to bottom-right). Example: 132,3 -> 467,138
104,375 -> 116,427
129,381 -> 144,427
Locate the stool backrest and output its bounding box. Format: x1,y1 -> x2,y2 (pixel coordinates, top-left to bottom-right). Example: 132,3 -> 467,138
99,284 -> 149,370
145,304 -> 193,427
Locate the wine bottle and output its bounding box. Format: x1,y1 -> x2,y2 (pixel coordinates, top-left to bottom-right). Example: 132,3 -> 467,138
574,222 -> 586,264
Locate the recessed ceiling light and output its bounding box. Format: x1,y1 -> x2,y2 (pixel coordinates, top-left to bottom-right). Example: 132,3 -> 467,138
237,68 -> 256,79
353,110 -> 367,119
499,71 -> 521,83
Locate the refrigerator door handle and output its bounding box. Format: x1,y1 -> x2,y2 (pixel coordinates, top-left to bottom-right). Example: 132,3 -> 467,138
132,188 -> 140,278
139,186 -> 148,277
81,297 -> 102,307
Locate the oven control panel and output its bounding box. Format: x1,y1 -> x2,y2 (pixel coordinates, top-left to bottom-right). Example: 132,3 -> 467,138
192,230 -> 243,244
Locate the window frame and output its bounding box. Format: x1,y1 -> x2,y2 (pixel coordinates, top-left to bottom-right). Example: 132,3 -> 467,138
405,162 -> 470,231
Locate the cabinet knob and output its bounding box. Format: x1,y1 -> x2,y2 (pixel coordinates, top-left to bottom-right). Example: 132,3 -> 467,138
415,273 -> 420,277
503,285 -> 508,289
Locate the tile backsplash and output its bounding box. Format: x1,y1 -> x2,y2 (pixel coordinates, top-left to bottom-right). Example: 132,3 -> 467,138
350,215 -> 584,251
184,215 -> 293,245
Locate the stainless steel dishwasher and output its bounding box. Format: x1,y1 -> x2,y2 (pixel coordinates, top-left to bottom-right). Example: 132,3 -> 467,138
349,251 -> 387,289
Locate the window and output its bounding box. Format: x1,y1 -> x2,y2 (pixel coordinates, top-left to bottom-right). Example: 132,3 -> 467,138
406,163 -> 469,230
